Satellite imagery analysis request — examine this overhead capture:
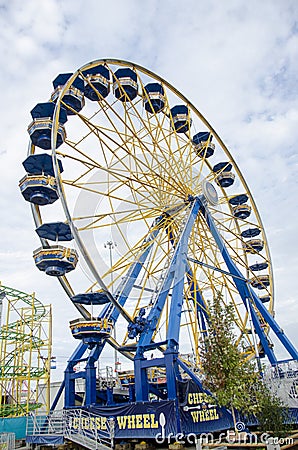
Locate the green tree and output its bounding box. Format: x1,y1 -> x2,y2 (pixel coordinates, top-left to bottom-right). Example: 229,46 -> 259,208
254,382 -> 288,435
200,292 -> 286,431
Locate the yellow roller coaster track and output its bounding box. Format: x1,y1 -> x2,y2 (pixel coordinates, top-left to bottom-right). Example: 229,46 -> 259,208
0,283 -> 52,417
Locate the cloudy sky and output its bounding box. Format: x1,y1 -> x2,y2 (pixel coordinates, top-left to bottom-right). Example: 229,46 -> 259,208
0,0 -> 297,379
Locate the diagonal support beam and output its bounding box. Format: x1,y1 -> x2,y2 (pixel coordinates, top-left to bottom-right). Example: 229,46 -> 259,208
137,199 -> 201,351
200,197 -> 298,363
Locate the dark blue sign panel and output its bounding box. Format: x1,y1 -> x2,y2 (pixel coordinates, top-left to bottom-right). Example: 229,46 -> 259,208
178,379 -> 233,433
88,400 -> 178,439
67,379 -> 239,440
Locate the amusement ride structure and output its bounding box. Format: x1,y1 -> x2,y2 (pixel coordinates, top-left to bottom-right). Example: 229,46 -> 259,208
19,59 -> 298,443
0,284 -> 52,417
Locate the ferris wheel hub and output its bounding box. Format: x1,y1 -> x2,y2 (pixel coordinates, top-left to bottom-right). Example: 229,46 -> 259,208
201,180 -> 219,206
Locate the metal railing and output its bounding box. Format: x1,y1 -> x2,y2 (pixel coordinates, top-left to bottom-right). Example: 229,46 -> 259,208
64,408 -> 112,450
0,433 -> 15,450
26,410 -> 64,435
26,409 -> 112,450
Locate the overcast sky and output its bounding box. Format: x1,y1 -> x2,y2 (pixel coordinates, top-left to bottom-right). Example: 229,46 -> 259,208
0,0 -> 297,378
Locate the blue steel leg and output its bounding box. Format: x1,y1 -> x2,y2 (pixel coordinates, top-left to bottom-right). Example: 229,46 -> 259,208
201,198 -> 298,362
166,200 -> 201,346
64,368 -> 77,407
85,364 -> 97,405
164,349 -> 179,400
85,344 -> 102,405
249,303 -> 276,364
138,199 -> 201,350
129,384 -> 135,402
134,355 -> 149,401
135,200 -> 201,401
248,285 -> 298,361
64,342 -> 88,408
202,199 -> 278,363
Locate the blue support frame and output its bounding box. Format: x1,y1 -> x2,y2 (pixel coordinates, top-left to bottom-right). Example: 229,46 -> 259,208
133,195 -> 298,403
60,195 -> 298,410
135,199 -> 201,401
85,344 -> 102,405
61,221 -> 162,408
63,342 -> 88,408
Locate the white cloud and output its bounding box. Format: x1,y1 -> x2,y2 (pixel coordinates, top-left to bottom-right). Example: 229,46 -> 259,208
0,0 -> 297,383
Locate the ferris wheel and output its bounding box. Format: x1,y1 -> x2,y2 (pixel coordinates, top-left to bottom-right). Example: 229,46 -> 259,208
20,59 -> 297,408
